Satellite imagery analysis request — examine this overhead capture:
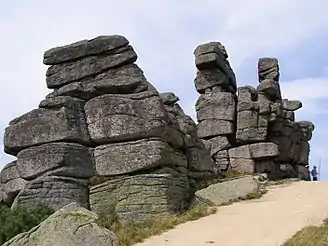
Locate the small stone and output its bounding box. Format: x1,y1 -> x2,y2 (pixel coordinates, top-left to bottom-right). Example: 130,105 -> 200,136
159,92 -> 180,105
282,99 -> 302,111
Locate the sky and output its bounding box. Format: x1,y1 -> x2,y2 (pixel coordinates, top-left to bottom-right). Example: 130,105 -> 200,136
1,0 -> 328,179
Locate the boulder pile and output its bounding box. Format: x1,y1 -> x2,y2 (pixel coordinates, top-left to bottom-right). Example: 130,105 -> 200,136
193,43 -> 314,180
0,35 -> 315,223
0,35 -> 216,222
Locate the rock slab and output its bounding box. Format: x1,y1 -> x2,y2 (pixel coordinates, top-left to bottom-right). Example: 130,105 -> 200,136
3,202 -> 116,246
195,176 -> 262,206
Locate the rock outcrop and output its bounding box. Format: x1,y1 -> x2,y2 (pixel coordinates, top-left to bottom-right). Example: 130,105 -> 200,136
2,202 -> 116,246
194,42 -> 237,173
0,35 -> 216,223
193,44 -> 314,180
0,35 -> 314,224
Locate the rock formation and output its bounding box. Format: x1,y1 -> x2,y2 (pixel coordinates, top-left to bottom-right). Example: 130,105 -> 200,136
193,45 -> 314,180
0,35 -> 216,223
0,35 -> 314,224
194,42 -> 237,172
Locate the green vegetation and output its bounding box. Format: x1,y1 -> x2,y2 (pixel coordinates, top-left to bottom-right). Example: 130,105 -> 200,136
96,184 -> 267,246
0,204 -> 54,245
284,218 -> 328,246
97,205 -> 216,246
266,178 -> 300,186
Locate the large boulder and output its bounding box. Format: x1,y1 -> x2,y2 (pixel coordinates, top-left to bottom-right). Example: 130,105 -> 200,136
94,138 -> 187,176
228,145 -> 255,173
4,106 -> 90,155
89,174 -> 191,222
44,34 -> 129,65
12,176 -> 89,211
195,92 -> 236,122
258,58 -> 279,82
3,202 -> 116,246
195,175 -> 263,206
46,45 -> 137,89
197,119 -> 234,138
49,64 -> 149,101
85,94 -> 183,148
16,143 -> 95,180
249,142 -> 279,159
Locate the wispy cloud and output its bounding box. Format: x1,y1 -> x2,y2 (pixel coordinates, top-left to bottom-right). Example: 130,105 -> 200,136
1,0 -> 328,178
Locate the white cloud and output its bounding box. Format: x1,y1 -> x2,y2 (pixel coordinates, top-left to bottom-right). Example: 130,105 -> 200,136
280,77 -> 328,120
1,0 -> 328,170
281,78 -> 328,101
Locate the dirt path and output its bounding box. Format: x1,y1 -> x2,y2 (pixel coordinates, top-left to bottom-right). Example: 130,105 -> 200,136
135,181 -> 328,246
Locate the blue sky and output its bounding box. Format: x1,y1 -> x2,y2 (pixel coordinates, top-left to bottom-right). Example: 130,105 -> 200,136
1,0 -> 328,179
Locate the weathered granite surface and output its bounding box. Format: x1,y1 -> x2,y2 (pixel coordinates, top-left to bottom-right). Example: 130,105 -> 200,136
89,174 -> 191,222
0,35 -> 314,223
1,35 -> 217,224
195,175 -> 265,206
3,203 -> 116,246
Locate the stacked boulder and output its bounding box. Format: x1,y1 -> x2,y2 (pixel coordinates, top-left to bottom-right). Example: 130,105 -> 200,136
193,44 -> 314,180
0,35 -> 216,223
193,42 -> 237,172
159,92 -> 217,181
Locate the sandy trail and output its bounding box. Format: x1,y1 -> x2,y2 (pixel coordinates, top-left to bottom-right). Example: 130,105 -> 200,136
135,181 -> 328,246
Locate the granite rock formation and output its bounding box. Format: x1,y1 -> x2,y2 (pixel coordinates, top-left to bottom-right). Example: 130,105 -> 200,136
0,35 -> 216,223
193,45 -> 314,180
0,35 -> 314,224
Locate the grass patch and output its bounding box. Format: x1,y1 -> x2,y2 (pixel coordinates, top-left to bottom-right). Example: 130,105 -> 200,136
283,219 -> 328,246
97,205 -> 216,246
220,188 -> 268,206
242,188 -> 267,200
266,178 -> 300,187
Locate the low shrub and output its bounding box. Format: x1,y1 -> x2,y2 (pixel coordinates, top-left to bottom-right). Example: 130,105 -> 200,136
0,204 -> 54,245
283,218 -> 328,246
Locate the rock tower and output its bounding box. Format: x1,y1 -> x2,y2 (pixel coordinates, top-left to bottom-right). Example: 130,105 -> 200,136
0,36 -> 216,222
194,43 -> 314,180
0,36 -> 315,223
